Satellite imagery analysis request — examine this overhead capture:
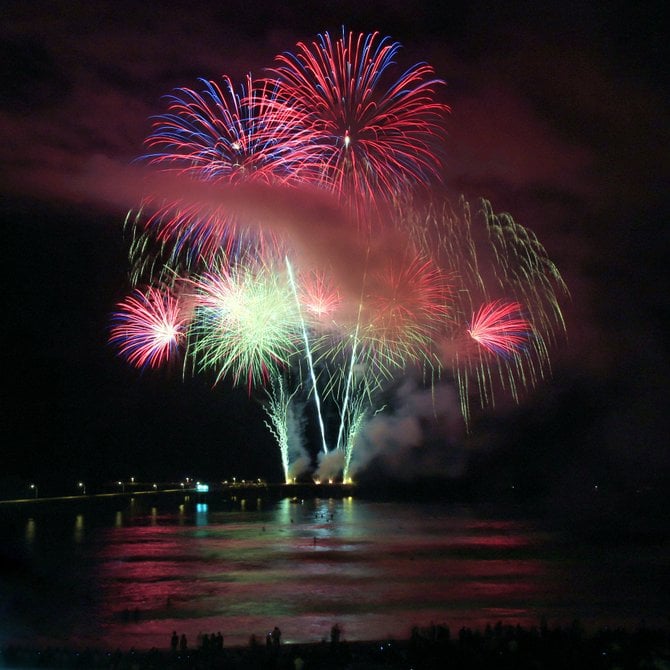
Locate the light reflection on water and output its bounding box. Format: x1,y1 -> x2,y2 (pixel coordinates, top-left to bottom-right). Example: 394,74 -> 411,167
1,497 -> 667,651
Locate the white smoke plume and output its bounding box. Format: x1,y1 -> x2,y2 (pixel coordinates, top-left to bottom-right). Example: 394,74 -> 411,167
348,378 -> 465,481
286,398 -> 311,481
315,448 -> 345,482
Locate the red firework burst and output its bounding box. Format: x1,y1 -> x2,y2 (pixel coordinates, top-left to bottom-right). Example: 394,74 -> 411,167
467,300 -> 531,356
269,29 -> 449,213
357,253 -> 451,369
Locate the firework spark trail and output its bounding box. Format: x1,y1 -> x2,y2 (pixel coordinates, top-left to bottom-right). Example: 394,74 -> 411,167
342,394 -> 367,484
285,257 -> 329,454
263,372 -> 302,483
331,238 -> 373,455
334,337 -> 361,453
109,285 -> 189,369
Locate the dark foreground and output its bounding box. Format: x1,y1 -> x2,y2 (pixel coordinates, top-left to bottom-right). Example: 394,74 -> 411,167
3,623 -> 669,670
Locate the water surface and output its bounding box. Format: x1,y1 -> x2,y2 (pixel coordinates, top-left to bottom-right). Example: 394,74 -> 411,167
2,495 -> 667,650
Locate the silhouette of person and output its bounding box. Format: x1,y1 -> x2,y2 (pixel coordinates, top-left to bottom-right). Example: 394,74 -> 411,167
272,626 -> 281,647
171,631 -> 178,653
330,623 -> 341,646
179,633 -> 188,652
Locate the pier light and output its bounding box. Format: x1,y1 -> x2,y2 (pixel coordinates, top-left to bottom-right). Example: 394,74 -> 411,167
117,481 -> 125,493
30,483 -> 38,498
78,482 -> 86,495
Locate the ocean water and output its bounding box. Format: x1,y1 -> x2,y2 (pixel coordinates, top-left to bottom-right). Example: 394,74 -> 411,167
1,494 -> 667,651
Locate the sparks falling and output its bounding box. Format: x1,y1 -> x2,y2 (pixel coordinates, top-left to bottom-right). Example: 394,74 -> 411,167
109,29 -> 568,481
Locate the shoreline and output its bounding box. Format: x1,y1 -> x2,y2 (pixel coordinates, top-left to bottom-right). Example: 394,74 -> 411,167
3,623 -> 669,669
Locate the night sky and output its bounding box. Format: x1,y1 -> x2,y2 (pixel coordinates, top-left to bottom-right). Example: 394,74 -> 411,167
1,0 -> 668,514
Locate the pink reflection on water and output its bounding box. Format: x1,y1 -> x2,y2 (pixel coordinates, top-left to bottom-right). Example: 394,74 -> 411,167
79,501 -> 560,650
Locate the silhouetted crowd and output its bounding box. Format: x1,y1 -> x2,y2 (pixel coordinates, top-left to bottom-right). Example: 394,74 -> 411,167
2,620 -> 669,669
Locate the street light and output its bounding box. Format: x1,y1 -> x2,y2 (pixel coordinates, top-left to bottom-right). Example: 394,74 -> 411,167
30,483 -> 38,498
117,481 -> 125,493
78,482 -> 86,495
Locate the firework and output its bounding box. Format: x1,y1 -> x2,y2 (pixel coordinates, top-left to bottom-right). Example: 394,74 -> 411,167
357,252 -> 451,373
187,259 -> 302,391
468,300 -> 531,356
109,285 -> 189,369
341,395 -> 368,483
263,372 -> 304,483
297,268 -> 342,323
415,197 -> 568,423
110,30 -> 568,481
141,74 -> 306,260
285,258 -> 330,453
269,29 -> 448,215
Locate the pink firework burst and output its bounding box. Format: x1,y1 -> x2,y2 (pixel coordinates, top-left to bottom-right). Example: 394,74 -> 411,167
357,253 -> 451,370
467,300 -> 531,357
269,29 -> 449,212
298,269 -> 342,322
109,286 -> 189,369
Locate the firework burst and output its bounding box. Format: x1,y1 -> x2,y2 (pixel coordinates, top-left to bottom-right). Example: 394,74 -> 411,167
110,285 -> 189,369
140,74 -> 306,260
110,29 -> 568,480
269,29 -> 448,215
297,269 -> 342,323
188,260 -> 302,391
338,251 -> 451,382
468,300 -> 531,356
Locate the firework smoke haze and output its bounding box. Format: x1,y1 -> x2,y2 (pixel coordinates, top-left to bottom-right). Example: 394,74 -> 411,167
77,157 -> 416,315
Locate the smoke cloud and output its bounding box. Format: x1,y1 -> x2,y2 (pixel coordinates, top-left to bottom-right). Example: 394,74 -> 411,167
316,449 -> 345,482
74,157 -> 418,314
348,378 -> 465,481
